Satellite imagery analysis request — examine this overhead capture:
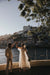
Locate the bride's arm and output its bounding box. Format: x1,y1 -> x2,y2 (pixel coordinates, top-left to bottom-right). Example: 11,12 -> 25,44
16,42 -> 21,50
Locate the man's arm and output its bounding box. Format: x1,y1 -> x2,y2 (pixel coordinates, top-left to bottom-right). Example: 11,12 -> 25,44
11,42 -> 16,48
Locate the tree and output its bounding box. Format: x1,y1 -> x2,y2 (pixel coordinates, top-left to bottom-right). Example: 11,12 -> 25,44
8,0 -> 50,27
27,30 -> 33,36
18,0 -> 50,27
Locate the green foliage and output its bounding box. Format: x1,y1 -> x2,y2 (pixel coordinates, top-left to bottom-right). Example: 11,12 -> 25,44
18,0 -> 50,26
27,18 -> 31,21
8,0 -> 50,27
18,4 -> 24,10
21,10 -> 26,16
27,30 -> 32,36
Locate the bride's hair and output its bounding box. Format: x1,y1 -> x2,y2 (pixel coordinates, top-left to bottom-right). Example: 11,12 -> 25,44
21,43 -> 24,47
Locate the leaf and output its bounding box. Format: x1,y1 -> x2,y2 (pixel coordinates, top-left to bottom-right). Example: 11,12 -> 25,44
18,4 -> 24,10
25,13 -> 29,18
18,0 -> 49,26
21,10 -> 26,16
36,0 -> 42,8
27,18 -> 31,21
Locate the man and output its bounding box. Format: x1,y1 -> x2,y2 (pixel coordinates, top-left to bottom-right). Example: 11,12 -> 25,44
5,42 -> 16,75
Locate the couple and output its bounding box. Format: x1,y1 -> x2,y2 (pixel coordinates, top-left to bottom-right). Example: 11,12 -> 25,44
5,42 -> 31,74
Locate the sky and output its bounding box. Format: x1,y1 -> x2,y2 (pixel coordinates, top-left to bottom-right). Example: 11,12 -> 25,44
0,0 -> 41,36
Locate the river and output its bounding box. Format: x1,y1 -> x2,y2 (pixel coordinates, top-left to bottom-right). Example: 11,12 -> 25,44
0,48 -> 50,64
0,48 -> 33,64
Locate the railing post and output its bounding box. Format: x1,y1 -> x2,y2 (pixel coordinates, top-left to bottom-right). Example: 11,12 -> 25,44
46,49 -> 48,59
35,49 -> 36,60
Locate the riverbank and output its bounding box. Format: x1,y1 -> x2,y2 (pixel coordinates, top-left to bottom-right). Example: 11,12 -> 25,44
0,60 -> 50,71
0,60 -> 50,75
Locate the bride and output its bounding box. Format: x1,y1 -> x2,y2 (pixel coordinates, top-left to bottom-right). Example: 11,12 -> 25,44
16,43 -> 31,70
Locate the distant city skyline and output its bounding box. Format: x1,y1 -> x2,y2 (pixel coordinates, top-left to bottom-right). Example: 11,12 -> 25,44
0,0 -> 41,36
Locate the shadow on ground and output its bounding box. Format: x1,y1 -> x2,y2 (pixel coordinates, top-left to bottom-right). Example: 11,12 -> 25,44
0,66 -> 50,75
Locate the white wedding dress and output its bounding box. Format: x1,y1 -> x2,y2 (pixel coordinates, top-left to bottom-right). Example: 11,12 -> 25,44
18,48 -> 31,69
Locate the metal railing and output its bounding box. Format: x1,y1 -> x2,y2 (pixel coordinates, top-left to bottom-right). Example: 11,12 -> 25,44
31,47 -> 50,60
0,47 -> 50,60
